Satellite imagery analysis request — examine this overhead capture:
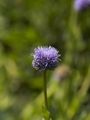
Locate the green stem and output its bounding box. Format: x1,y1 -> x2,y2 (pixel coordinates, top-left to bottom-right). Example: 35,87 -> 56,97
43,70 -> 48,109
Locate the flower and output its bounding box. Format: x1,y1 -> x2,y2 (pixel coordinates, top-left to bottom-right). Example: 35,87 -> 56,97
32,46 -> 60,71
74,0 -> 90,11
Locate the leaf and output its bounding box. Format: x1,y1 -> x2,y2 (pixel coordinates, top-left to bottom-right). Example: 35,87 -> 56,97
41,106 -> 50,120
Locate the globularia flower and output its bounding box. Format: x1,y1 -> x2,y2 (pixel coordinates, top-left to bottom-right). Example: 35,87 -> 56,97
32,46 -> 60,71
74,0 -> 90,11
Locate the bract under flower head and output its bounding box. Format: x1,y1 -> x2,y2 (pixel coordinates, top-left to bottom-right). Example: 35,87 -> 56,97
74,0 -> 90,11
32,46 -> 61,71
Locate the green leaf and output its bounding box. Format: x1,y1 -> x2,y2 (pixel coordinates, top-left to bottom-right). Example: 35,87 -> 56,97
41,106 -> 50,120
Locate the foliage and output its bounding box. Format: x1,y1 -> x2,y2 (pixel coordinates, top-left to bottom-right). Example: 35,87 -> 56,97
0,0 -> 90,120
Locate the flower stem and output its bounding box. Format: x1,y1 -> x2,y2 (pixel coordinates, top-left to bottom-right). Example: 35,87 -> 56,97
43,70 -> 48,109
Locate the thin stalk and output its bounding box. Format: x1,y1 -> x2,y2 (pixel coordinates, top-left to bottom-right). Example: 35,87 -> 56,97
43,70 -> 48,109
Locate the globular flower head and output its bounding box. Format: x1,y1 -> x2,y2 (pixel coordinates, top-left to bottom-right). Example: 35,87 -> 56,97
74,0 -> 90,11
32,46 -> 61,71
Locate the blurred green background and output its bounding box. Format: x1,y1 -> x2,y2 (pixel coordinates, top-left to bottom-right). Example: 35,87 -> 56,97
0,0 -> 90,120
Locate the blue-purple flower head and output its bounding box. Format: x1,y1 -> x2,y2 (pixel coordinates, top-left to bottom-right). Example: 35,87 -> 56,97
32,46 -> 61,71
74,0 -> 90,11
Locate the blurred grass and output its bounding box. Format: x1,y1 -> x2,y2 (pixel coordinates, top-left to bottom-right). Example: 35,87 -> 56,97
0,0 -> 90,120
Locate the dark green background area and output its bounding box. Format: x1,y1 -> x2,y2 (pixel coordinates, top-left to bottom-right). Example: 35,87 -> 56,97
0,0 -> 90,120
